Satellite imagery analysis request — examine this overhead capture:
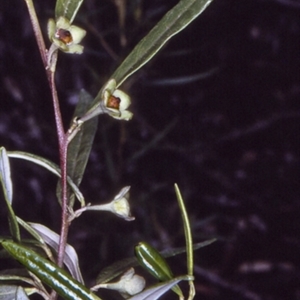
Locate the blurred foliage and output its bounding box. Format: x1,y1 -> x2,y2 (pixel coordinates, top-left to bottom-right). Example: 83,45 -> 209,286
1,0 -> 300,299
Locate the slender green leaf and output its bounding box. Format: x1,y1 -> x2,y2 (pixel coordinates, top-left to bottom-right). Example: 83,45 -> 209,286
145,67 -> 219,86
135,242 -> 183,297
0,285 -> 29,300
0,147 -> 13,203
96,240 -> 216,285
174,183 -> 197,299
1,241 -> 101,300
96,257 -> 136,284
28,222 -> 84,284
55,0 -> 84,23
16,217 -> 53,261
68,90 -> 98,187
174,184 -> 193,276
128,275 -> 193,300
162,239 -> 217,258
0,274 -> 35,287
58,90 -> 98,207
109,0 -> 214,88
7,151 -> 85,206
0,147 -> 20,242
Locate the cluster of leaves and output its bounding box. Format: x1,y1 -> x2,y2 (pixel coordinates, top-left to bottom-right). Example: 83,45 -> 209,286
0,0 -> 215,299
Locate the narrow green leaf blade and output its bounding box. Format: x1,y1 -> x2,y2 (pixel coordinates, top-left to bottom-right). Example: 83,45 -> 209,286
161,239 -> 217,258
1,241 -> 101,300
110,0 -> 214,88
55,0 -> 84,23
0,147 -> 20,242
128,275 -> 193,300
7,151 -> 85,206
174,184 -> 193,276
57,90 -> 98,207
29,223 -> 84,284
95,239 -> 216,284
174,183 -> 195,299
0,273 -> 34,287
16,217 -> 54,261
95,257 -> 136,284
0,285 -> 29,300
0,147 -> 13,203
67,91 -> 98,187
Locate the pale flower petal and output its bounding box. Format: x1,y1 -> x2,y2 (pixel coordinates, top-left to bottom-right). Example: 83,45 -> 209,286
65,44 -> 84,54
102,79 -> 117,97
114,186 -> 131,199
69,25 -> 86,44
79,79 -> 133,122
113,89 -> 131,110
47,19 -> 56,40
70,186 -> 135,221
112,110 -> 133,121
56,16 -> 71,29
101,80 -> 133,120
47,16 -> 86,55
111,186 -> 135,221
91,268 -> 145,297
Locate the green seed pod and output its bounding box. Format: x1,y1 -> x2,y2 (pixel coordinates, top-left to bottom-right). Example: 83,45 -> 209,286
1,241 -> 101,300
135,241 -> 183,298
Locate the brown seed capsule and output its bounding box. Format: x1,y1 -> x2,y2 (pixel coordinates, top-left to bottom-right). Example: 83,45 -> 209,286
56,28 -> 73,44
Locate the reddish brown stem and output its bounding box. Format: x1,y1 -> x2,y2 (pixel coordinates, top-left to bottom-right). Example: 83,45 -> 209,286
24,0 -> 70,268
49,67 -> 70,267
24,0 -> 47,68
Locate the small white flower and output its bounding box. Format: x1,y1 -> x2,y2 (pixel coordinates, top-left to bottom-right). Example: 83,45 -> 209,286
47,17 -> 86,54
79,79 -> 133,123
69,186 -> 135,221
102,79 -> 133,121
91,268 -> 145,298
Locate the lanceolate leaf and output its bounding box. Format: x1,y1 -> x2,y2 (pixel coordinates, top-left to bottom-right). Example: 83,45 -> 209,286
0,147 -> 13,204
0,147 -> 20,242
68,90 -> 98,187
59,90 -> 98,207
109,0 -> 214,89
135,242 -> 183,298
174,183 -> 195,299
55,0 -> 84,23
95,239 -> 216,284
174,184 -> 193,276
0,273 -> 36,286
1,241 -> 101,300
96,257 -> 136,284
128,275 -> 193,300
28,223 -> 84,284
16,217 -> 54,261
0,285 -> 29,300
7,151 -> 85,206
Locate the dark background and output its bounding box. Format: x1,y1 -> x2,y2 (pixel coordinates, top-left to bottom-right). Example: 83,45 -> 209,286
1,0 -> 300,299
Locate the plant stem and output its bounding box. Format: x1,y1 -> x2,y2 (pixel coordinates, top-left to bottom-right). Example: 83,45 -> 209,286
24,0 -> 70,270
24,0 -> 47,68
48,60 -> 70,268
